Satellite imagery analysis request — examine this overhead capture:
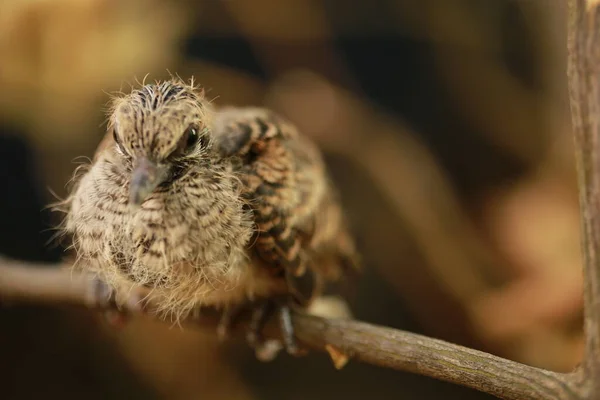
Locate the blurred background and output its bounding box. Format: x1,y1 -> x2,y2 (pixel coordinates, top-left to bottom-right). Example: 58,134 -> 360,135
0,0 -> 580,399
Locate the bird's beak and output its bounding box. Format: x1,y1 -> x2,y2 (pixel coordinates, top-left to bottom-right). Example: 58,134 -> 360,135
129,156 -> 169,206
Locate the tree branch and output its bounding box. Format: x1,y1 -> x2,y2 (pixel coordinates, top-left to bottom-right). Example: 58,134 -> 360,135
295,316 -> 576,400
568,0 -> 600,388
0,259 -> 580,400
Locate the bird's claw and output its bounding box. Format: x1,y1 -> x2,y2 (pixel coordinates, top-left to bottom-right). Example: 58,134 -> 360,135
90,278 -> 147,329
217,297 -> 306,361
217,303 -> 244,341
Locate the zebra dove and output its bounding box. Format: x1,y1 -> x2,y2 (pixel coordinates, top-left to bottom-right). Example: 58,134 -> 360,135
56,77 -> 359,357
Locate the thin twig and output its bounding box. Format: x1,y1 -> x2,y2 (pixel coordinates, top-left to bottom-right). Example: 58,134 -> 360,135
0,259 -> 579,400
295,316 -> 576,400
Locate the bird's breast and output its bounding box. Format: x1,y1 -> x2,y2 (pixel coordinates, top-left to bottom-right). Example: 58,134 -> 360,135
66,157 -> 259,314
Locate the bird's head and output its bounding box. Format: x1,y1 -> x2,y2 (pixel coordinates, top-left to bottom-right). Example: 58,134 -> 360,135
109,79 -> 212,206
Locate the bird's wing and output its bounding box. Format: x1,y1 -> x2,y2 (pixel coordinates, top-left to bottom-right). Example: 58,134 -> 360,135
211,107 -> 359,305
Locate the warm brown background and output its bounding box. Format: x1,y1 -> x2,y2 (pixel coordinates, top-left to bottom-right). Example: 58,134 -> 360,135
0,1 -> 579,399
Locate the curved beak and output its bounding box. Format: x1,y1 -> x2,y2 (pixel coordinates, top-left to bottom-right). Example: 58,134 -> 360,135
129,156 -> 169,206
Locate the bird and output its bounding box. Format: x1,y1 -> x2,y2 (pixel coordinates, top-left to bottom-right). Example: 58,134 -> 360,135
55,77 -> 359,358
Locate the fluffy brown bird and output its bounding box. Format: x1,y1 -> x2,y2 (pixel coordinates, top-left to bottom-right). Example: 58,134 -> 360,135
56,78 -> 359,357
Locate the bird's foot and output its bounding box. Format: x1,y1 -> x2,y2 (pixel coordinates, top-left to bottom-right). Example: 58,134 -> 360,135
217,297 -> 307,361
246,298 -> 304,361
88,278 -> 147,329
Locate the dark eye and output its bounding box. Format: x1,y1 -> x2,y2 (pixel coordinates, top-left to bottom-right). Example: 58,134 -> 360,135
184,124 -> 208,150
171,124 -> 207,159
185,124 -> 199,148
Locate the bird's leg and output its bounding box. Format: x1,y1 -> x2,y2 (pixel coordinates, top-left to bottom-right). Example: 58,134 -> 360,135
216,303 -> 245,341
245,296 -> 305,361
278,303 -> 299,354
89,278 -> 125,328
88,278 -> 147,329
245,299 -> 273,347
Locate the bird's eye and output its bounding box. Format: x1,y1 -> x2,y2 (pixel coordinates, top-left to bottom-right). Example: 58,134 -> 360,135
185,124 -> 199,148
171,123 -> 207,159
183,124 -> 208,150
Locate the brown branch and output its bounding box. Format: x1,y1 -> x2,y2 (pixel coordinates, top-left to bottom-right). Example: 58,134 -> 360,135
0,259 -> 581,400
568,0 -> 600,392
295,316 -> 577,400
